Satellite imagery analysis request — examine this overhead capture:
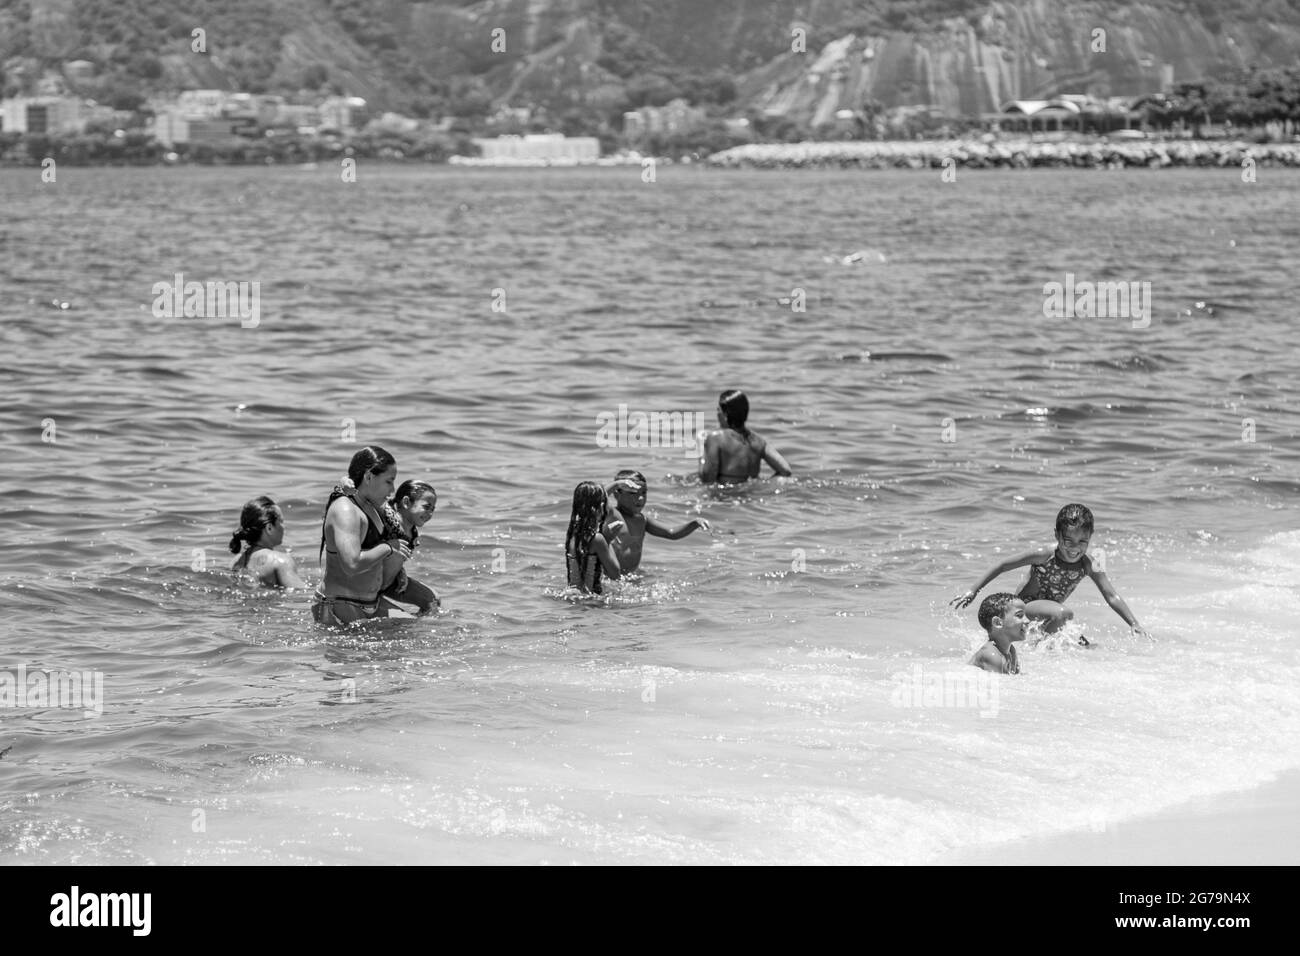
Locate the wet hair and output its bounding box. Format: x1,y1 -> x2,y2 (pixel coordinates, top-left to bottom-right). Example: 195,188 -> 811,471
978,592 -> 1017,632
392,479 -> 437,510
347,445 -> 397,486
1055,503 -> 1094,537
614,469 -> 647,490
719,389 -> 751,439
565,481 -> 607,558
320,445 -> 399,557
230,496 -> 279,553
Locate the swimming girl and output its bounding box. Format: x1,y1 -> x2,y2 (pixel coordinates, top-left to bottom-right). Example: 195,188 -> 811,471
379,479 -> 440,613
950,503 -> 1149,639
565,480 -> 621,594
699,389 -> 792,484
229,496 -> 307,588
312,446 -> 413,626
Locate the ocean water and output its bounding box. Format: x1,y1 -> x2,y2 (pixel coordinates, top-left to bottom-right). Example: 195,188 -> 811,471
1,165 -> 1298,864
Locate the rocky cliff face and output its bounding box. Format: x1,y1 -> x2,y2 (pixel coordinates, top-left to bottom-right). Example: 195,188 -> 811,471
5,0 -> 1299,119
740,0 -> 1300,120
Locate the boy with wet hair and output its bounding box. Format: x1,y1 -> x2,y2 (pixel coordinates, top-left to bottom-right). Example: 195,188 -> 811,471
969,592 -> 1028,674
603,470 -> 710,574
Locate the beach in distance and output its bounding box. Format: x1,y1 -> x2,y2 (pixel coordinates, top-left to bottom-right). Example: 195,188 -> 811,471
1,164 -> 1297,864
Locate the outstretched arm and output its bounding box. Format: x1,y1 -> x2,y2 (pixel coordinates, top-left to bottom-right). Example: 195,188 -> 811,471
645,516 -> 710,540
1089,565 -> 1148,637
950,549 -> 1049,608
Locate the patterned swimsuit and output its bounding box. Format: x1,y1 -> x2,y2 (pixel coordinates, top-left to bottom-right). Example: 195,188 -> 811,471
1019,551 -> 1088,603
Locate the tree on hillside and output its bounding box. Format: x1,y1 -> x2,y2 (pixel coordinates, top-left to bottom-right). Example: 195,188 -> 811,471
448,76 -> 492,118
302,64 -> 329,89
624,72 -> 681,108
680,71 -> 736,106
596,19 -> 671,79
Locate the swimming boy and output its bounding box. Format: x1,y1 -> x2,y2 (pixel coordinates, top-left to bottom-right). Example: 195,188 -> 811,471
951,503 -> 1148,640
969,593 -> 1028,674
602,470 -> 710,574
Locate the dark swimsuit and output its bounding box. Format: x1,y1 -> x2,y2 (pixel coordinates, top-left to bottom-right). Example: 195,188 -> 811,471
315,492 -> 395,617
566,543 -> 603,594
1018,552 -> 1088,604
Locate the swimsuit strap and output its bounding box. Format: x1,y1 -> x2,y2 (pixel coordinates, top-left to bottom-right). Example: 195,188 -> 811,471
321,490 -> 391,559
319,488 -> 351,560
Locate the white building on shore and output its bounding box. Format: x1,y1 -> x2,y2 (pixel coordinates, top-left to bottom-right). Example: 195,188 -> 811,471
468,133 -> 600,164
1,96 -> 86,134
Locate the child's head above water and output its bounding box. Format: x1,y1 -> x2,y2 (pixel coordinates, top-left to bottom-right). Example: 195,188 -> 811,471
567,481 -> 607,551
391,479 -> 437,527
612,469 -> 647,512
978,592 -> 1028,641
230,496 -> 283,553
1054,502 -> 1094,561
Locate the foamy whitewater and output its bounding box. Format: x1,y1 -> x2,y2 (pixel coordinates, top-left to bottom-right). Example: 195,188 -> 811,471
1,166 -> 1297,863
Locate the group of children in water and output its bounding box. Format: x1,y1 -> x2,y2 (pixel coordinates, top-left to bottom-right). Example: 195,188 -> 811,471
226,388 -> 1149,668
563,389 -> 791,594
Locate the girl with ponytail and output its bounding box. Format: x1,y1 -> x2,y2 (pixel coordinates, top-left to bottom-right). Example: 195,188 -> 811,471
229,496 -> 307,588
699,389 -> 792,484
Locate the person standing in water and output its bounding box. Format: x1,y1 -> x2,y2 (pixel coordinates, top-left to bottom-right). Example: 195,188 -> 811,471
699,389 -> 792,484
313,446 -> 412,626
602,470 -> 710,574
229,496 -> 308,589
565,481 -> 621,594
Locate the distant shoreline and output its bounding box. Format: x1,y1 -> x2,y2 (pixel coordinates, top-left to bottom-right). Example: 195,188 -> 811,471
708,138 -> 1300,170
4,138 -> 1299,170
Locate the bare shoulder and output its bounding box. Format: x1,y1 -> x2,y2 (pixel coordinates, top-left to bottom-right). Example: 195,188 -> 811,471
326,495 -> 355,525
969,643 -> 1003,673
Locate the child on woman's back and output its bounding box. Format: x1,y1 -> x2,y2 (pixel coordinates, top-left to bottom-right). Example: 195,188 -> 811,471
379,479 -> 440,613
